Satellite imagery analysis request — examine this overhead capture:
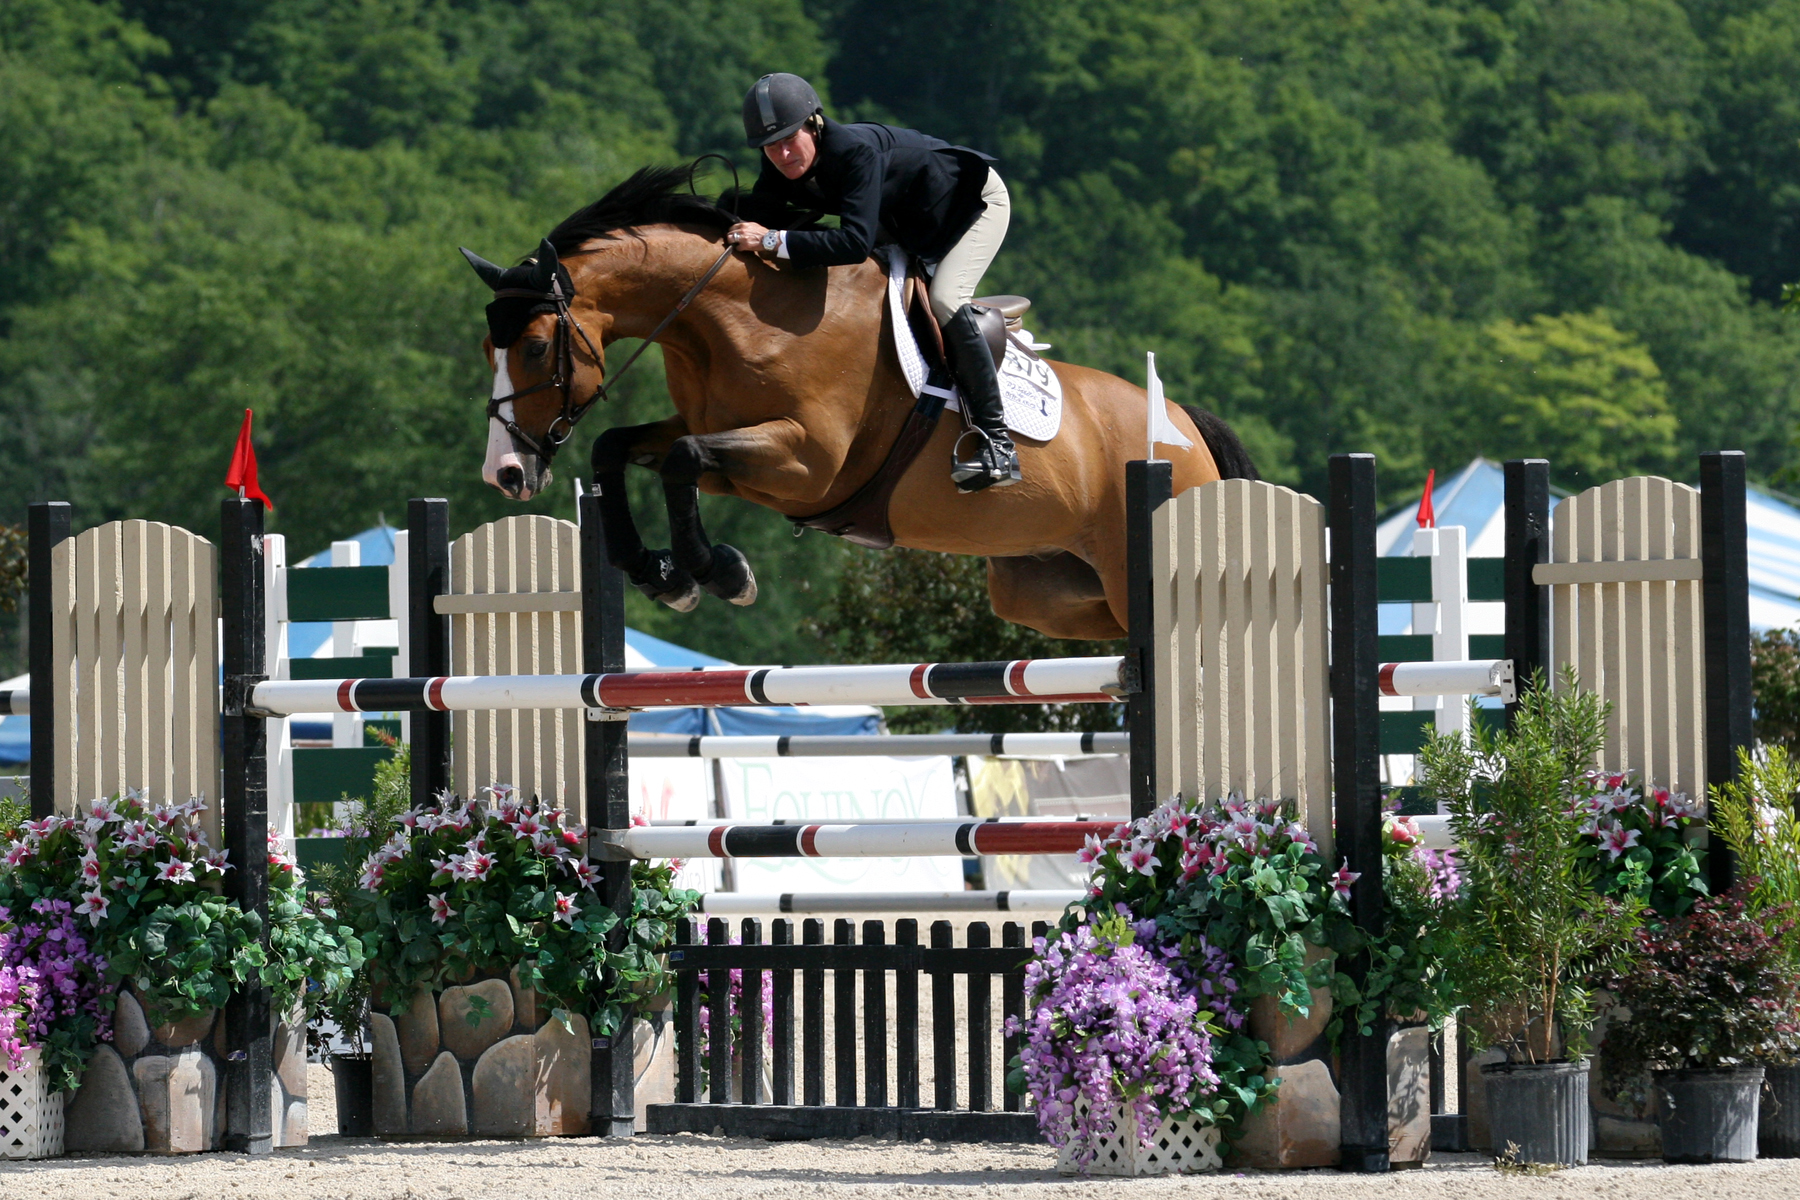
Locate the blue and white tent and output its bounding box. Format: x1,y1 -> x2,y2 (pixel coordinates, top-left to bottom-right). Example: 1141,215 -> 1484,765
1375,457 -> 1800,633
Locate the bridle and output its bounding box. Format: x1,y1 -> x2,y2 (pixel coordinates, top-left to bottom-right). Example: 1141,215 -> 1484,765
485,154 -> 745,463
485,244 -> 734,462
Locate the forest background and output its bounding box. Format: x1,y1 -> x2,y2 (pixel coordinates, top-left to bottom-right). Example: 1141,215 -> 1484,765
5,0 -> 1800,678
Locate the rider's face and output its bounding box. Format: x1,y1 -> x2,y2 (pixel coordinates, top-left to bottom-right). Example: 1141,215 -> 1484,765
765,127 -> 818,180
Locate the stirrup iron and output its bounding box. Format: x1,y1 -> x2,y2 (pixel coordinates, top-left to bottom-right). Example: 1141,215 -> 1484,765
951,428 -> 1022,494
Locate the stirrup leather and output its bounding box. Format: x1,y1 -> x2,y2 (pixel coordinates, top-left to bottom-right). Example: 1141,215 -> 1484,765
951,428 -> 1022,493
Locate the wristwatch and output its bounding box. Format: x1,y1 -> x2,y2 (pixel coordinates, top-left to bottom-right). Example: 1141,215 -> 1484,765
761,230 -> 781,253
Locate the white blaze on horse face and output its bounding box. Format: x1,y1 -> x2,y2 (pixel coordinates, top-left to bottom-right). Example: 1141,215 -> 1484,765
482,348 -> 530,496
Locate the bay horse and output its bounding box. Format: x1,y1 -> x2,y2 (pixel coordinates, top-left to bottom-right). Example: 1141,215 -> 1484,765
462,167 -> 1256,640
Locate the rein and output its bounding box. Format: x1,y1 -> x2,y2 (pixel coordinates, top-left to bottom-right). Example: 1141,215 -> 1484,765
486,241 -> 736,462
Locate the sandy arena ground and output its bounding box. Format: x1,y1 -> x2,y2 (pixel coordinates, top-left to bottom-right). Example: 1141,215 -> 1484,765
8,1131 -> 1800,1200
0,1067 -> 1793,1200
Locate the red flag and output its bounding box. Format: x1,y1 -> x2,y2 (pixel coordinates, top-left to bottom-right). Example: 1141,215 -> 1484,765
224,409 -> 273,509
1415,468 -> 1435,529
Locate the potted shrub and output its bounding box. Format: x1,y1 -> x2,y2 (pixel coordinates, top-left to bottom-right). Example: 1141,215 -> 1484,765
0,789 -> 361,1152
1419,672 -> 1644,1167
306,748 -> 413,1137
1013,910 -> 1239,1174
1710,745 -> 1800,1156
351,784 -> 694,1139
1014,792 -> 1380,1170
1597,889 -> 1797,1162
0,894 -> 111,1158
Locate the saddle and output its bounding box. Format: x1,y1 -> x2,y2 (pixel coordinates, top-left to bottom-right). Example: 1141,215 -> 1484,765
788,272 -> 1032,549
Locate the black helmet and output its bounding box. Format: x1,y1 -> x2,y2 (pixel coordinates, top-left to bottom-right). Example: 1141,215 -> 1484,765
742,73 -> 822,148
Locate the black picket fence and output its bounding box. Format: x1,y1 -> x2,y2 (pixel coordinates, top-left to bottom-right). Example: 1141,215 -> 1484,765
645,915 -> 1050,1141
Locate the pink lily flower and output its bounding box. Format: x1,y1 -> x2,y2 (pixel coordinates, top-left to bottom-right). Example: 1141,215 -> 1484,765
427,893 -> 457,925
552,892 -> 578,925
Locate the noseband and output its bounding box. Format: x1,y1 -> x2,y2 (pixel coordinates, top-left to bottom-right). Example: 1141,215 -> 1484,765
486,242 -> 738,464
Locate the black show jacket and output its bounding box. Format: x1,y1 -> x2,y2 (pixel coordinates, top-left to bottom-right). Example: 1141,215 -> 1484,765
751,119 -> 995,269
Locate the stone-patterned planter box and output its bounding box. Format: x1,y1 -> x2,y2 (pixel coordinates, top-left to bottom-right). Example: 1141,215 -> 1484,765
371,968 -> 589,1139
62,989 -> 307,1154
1236,944 -> 1339,1168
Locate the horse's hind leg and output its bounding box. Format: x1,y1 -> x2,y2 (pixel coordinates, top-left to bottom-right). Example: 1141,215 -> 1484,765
987,553 -> 1127,641
591,419 -> 703,611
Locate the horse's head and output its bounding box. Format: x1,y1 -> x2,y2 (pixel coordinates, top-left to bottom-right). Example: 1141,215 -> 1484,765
462,239 -> 605,501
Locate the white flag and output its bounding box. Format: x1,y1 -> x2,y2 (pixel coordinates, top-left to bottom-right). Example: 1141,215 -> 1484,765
1145,352 -> 1194,460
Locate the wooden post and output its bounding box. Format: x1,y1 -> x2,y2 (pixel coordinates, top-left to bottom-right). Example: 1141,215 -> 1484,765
220,497 -> 273,1154
1701,451 -> 1751,895
407,499 -> 450,807
25,502 -> 69,819
582,487 -> 636,1136
1126,459 -> 1173,819
1503,459 -> 1550,722
1327,453 -> 1389,1173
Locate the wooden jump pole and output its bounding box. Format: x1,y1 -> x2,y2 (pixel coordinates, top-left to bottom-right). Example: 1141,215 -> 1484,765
220,496 -> 274,1155
1328,452 -> 1389,1174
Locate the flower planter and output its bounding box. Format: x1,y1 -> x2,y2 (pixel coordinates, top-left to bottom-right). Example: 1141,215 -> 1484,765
1482,1060 -> 1589,1167
372,969 -> 590,1139
62,991 -> 307,1154
1759,1064 -> 1800,1158
0,1048 -> 65,1159
1655,1067 -> 1762,1163
1054,1099 -> 1223,1176
331,1054 -> 374,1137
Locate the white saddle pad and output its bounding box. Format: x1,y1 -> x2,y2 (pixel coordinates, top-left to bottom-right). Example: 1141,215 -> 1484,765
884,247 -> 1063,442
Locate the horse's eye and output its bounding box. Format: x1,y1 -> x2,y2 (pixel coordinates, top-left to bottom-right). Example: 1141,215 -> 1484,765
524,341 -> 549,361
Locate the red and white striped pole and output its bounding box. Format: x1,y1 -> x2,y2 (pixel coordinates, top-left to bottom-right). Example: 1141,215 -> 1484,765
609,819 -> 1119,860
246,656 -> 1128,715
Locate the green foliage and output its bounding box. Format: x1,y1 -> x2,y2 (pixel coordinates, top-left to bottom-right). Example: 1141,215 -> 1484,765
1599,889 -> 1800,1082
7,0 -> 1800,669
1751,628 -> 1800,757
1419,672 -> 1645,1062
809,547 -> 1121,731
346,785 -> 696,1038
0,525 -> 23,614
1711,745 -> 1800,973
1367,815 -> 1461,1032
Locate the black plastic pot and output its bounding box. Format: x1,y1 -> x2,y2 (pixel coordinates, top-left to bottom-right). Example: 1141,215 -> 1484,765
1760,1064 -> 1800,1158
1656,1067 -> 1762,1163
331,1053 -> 374,1137
1481,1060 -> 1589,1167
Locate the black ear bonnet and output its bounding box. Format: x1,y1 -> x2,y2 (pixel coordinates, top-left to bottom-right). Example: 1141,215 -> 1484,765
482,260 -> 576,349
460,242 -> 576,349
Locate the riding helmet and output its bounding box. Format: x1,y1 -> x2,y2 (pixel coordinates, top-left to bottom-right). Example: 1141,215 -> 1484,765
742,73 -> 822,147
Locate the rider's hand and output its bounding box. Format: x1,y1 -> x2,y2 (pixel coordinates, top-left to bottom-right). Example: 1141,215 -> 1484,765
726,222 -> 772,256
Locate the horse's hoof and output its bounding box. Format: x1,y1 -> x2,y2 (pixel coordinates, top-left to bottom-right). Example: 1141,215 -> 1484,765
632,550 -> 702,612
698,543 -> 758,606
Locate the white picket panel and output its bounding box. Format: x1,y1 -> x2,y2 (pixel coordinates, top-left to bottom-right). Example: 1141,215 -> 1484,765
1153,480 -> 1333,860
448,515 -> 584,814
50,521 -> 219,842
1549,477 -> 1706,798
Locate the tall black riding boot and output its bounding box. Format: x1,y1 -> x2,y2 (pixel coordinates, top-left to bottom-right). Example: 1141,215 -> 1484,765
942,304 -> 1022,493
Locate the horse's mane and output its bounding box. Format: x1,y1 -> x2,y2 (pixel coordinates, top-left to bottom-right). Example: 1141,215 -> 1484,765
545,166 -> 733,256
545,164 -> 820,257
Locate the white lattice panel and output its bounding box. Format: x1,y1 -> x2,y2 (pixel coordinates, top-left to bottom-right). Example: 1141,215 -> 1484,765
1055,1099 -> 1223,1176
0,1049 -> 65,1159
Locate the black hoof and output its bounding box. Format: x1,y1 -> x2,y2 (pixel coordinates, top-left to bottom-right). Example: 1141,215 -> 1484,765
696,543 -> 758,606
632,549 -> 702,612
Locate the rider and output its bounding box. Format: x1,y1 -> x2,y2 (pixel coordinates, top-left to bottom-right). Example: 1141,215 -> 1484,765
725,72 -> 1020,493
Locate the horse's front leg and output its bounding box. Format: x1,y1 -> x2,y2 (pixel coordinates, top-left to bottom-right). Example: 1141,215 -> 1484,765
659,420 -> 812,607
591,417 -> 703,612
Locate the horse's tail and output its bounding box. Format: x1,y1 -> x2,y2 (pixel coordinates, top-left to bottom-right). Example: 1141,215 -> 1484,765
1181,405 -> 1260,481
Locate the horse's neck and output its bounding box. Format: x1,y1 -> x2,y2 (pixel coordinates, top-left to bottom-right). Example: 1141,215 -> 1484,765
592,230 -> 904,440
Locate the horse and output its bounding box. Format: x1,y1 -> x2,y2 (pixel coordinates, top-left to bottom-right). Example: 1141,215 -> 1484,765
461,166 -> 1257,640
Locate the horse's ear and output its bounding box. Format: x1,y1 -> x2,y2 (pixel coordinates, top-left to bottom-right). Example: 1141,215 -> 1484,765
527,239 -> 560,293
460,247 -> 506,290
